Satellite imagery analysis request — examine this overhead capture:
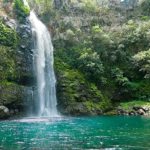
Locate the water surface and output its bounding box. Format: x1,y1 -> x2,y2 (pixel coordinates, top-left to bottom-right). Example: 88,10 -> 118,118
0,116 -> 150,150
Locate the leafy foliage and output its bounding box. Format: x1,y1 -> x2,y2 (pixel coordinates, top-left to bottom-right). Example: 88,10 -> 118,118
0,46 -> 16,81
55,58 -> 111,115
133,49 -> 150,79
0,22 -> 17,47
1,0 -> 150,115
51,0 -> 150,105
14,0 -> 30,18
77,48 -> 104,82
80,0 -> 98,13
141,0 -> 150,16
111,68 -> 129,86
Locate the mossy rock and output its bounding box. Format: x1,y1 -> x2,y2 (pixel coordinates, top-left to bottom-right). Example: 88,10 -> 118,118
0,46 -> 16,81
55,58 -> 111,115
0,106 -> 10,119
0,82 -> 25,110
0,22 -> 18,47
14,0 -> 30,21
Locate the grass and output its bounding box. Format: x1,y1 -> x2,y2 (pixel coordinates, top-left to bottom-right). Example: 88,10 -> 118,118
119,100 -> 150,111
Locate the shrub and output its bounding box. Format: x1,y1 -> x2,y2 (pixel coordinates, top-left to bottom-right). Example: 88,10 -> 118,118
14,0 -> 30,18
0,46 -> 16,81
141,0 -> 150,16
133,49 -> 150,79
0,22 -> 17,47
77,48 -> 104,81
111,68 -> 129,86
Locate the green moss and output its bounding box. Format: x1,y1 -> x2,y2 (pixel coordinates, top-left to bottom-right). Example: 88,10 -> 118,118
0,46 -> 17,81
0,22 -> 18,47
14,0 -> 30,20
83,100 -> 111,113
119,100 -> 150,112
55,57 -> 111,115
0,81 -> 24,108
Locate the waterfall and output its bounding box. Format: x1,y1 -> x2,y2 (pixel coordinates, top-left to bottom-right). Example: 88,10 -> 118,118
29,11 -> 59,117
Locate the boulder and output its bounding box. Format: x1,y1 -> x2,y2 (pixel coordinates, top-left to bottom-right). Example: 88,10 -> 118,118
133,106 -> 143,111
137,109 -> 146,115
0,106 -> 9,119
129,111 -> 135,116
142,107 -> 149,112
117,108 -> 128,115
5,19 -> 17,30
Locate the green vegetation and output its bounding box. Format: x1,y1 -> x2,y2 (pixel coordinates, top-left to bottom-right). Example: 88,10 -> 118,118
14,0 -> 30,19
51,0 -> 150,113
55,58 -> 111,115
0,22 -> 17,47
141,0 -> 150,16
133,49 -> 150,79
0,0 -> 30,118
119,100 -> 150,112
0,0 -> 150,116
80,0 -> 99,13
0,81 -> 24,107
0,46 -> 16,81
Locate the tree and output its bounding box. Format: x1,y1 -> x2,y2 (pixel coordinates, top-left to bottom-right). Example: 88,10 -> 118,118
141,0 -> 150,16
77,48 -> 104,82
133,49 -> 150,79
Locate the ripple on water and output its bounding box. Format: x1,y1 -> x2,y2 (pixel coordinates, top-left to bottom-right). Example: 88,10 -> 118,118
0,116 -> 150,150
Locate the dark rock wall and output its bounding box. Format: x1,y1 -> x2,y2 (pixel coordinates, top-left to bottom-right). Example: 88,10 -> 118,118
0,1 -> 34,119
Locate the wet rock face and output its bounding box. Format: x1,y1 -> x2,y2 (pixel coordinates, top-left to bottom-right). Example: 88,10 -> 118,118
0,83 -> 24,111
0,17 -> 34,119
0,1 -> 35,119
0,83 -> 34,119
16,18 -> 35,86
1,84 -> 23,106
13,19 -> 35,117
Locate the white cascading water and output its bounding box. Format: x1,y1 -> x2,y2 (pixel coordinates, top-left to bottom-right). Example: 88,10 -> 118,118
29,11 -> 59,117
